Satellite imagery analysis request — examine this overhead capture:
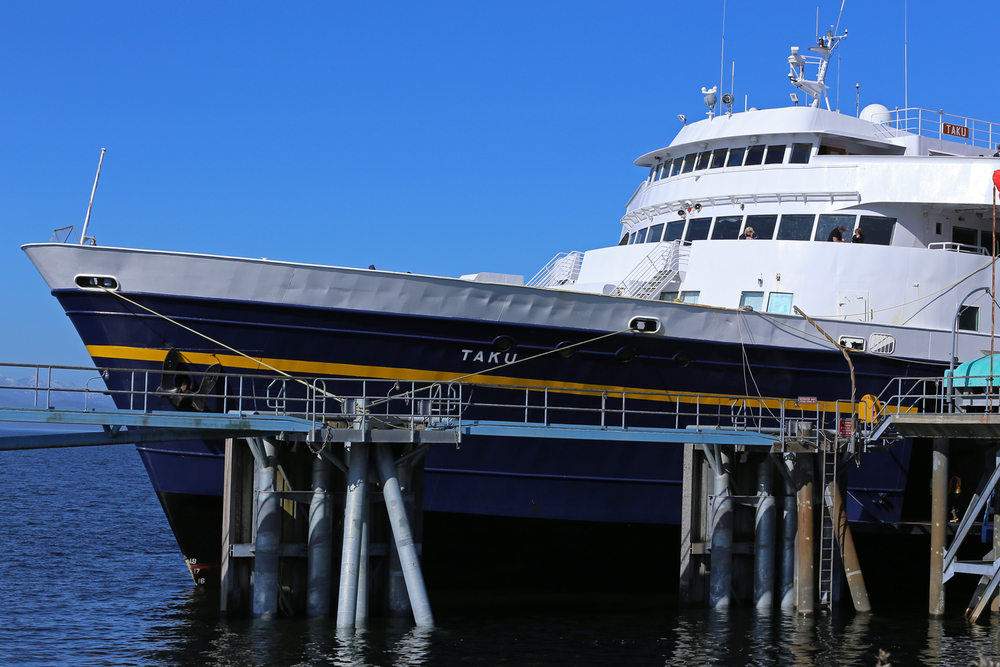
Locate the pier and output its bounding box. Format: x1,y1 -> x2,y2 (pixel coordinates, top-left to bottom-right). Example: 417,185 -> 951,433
4,360 -> 1000,623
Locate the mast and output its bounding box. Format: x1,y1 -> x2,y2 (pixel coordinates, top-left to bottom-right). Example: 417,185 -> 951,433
80,148 -> 106,245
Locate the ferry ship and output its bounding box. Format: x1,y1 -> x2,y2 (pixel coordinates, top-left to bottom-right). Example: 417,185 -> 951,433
22,29 -> 1000,582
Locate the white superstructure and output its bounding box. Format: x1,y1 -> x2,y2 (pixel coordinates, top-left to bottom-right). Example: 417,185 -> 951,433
526,31 -> 1000,344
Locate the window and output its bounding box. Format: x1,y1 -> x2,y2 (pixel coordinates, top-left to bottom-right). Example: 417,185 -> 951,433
648,166 -> 656,182
681,291 -> 700,304
858,216 -> 895,246
664,220 -> 685,242
959,306 -> 979,331
816,214 -> 856,241
745,214 -> 778,240
710,149 -> 728,168
740,291 -> 764,311
776,214 -> 815,241
671,157 -> 684,177
764,144 -> 786,164
952,226 -> 978,249
696,151 -> 711,170
654,163 -> 666,181
682,153 -> 697,173
767,293 -> 794,314
619,233 -> 629,246
647,223 -> 664,243
727,147 -> 746,167
790,143 -> 812,164
660,291 -> 679,302
684,217 -> 712,241
744,145 -> 765,166
635,228 -> 648,244
711,216 -> 743,240
628,232 -> 636,244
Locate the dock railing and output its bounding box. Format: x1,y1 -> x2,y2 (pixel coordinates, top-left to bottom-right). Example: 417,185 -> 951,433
0,362 -> 859,451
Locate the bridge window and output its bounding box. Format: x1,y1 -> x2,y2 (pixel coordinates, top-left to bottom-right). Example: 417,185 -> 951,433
858,216 -> 896,246
619,233 -> 629,246
740,291 -> 764,311
664,220 -> 685,242
671,157 -> 684,177
959,305 -> 979,332
635,228 -> 648,244
816,214 -> 856,241
682,153 -> 697,173
745,145 -> 765,166
790,143 -> 812,164
710,149 -> 728,168
681,291 -> 700,304
767,293 -> 794,314
647,223 -> 664,243
685,217 -> 712,241
695,151 -> 711,170
628,232 -> 637,244
654,162 -> 666,181
764,144 -> 786,164
712,216 -> 743,240
727,147 -> 746,167
746,214 -> 777,240
776,214 -> 815,241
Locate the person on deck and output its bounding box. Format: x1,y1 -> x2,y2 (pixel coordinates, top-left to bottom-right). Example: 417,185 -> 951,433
852,228 -> 865,243
742,226 -> 757,240
827,225 -> 846,242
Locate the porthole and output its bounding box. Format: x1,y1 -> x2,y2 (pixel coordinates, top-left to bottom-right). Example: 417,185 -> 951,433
75,275 -> 119,291
616,346 -> 636,363
492,335 -> 516,352
556,341 -> 577,359
672,352 -> 692,368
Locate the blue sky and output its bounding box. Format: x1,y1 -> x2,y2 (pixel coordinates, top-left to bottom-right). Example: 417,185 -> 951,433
2,0 -> 997,368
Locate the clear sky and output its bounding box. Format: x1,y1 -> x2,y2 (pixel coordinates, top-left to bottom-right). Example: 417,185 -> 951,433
2,0 -> 997,368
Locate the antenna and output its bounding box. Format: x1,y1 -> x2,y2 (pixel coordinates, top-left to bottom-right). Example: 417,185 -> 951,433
718,0 -> 726,116
904,0 -> 908,110
80,148 -> 106,245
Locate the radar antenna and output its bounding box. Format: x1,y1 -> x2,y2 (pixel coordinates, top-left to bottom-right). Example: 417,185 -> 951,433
787,29 -> 847,110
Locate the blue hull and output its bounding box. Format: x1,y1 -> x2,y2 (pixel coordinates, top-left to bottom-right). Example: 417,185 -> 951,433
52,288 -> 941,569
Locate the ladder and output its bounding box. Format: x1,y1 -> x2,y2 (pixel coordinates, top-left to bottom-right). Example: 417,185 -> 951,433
818,441 -> 838,607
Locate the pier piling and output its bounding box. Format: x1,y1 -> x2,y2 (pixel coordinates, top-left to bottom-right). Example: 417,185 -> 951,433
336,442 -> 369,629
779,454 -> 797,610
930,439 -> 949,617
709,446 -> 733,609
796,453 -> 815,615
307,454 -> 333,618
253,438 -> 281,619
754,458 -> 776,609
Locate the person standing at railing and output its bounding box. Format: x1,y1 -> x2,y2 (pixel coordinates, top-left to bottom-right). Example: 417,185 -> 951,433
741,226 -> 757,240
852,228 -> 865,243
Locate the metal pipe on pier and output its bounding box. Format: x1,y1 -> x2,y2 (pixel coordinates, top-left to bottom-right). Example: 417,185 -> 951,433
375,443 -> 434,627
796,453 -> 815,615
386,458 -> 414,617
709,446 -> 733,608
336,443 -> 369,629
754,457 -> 776,609
253,439 -> 281,619
828,479 -> 871,612
356,474 -> 371,625
930,439 -> 949,617
779,455 -> 797,610
307,454 -> 333,618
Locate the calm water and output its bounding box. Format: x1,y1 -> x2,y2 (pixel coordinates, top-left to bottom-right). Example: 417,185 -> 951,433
3,434 -> 1000,666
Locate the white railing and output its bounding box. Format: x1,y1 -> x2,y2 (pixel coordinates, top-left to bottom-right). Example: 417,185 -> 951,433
880,108 -> 1000,151
527,251 -> 584,288
928,242 -> 989,255
612,240 -> 690,300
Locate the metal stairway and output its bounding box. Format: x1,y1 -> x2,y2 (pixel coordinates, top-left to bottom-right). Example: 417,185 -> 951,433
612,240 -> 689,300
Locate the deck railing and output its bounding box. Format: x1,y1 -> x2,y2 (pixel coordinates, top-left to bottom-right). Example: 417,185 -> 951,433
879,108 -> 1000,151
